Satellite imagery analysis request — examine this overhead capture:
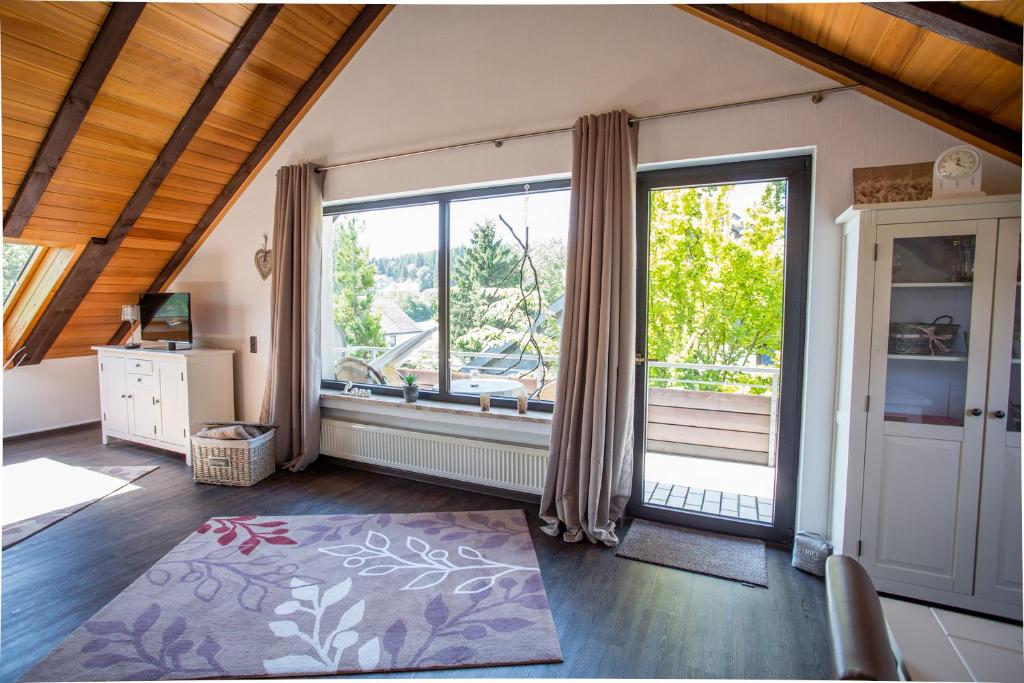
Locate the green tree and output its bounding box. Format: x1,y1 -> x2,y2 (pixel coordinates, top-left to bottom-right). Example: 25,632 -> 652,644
3,243 -> 36,302
332,216 -> 384,351
647,182 -> 785,393
450,219 -> 518,351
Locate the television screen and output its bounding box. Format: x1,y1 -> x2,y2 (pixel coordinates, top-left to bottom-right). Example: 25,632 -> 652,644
140,292 -> 192,343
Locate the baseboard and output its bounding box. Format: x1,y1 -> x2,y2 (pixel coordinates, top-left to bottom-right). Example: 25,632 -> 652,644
3,420 -> 101,443
324,456 -> 542,505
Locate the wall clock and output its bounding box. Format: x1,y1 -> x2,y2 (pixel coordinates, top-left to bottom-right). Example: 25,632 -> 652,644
931,145 -> 984,198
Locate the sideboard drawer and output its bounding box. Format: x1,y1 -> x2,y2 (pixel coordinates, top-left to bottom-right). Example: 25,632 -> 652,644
127,358 -> 153,375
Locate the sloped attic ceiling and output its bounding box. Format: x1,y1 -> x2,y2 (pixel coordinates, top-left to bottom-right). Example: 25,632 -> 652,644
681,2 -> 1022,163
2,2 -> 390,363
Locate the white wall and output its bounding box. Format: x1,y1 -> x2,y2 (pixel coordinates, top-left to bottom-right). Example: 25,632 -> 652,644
170,5 -> 1021,534
3,356 -> 100,437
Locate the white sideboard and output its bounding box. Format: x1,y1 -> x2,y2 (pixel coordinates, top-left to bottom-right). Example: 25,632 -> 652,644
92,346 -> 235,462
831,195 -> 1021,619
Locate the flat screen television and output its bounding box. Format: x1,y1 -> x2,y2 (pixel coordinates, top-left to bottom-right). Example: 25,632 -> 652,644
139,292 -> 192,344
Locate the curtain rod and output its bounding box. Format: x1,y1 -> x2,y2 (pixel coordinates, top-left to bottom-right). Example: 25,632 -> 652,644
315,85 -> 859,172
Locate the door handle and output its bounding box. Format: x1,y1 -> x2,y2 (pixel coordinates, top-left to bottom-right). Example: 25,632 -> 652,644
992,410 -> 1007,419
968,408 -> 983,416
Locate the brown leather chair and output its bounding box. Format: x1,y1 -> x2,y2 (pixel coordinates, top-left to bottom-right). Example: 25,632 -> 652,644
825,555 -> 903,680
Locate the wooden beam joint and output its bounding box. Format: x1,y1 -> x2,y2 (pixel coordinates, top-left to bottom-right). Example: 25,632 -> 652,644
108,5 -> 392,346
3,3 -> 145,238
18,4 -> 284,364
685,5 -> 1021,162
866,2 -> 1022,63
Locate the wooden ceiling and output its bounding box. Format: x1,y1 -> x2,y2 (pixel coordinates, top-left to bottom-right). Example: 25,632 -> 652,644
682,2 -> 1023,163
2,2 -> 389,363
2,3 -> 1021,365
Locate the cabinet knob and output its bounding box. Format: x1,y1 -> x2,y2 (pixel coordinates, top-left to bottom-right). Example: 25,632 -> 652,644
993,410 -> 1007,419
968,408 -> 983,416
137,377 -> 142,382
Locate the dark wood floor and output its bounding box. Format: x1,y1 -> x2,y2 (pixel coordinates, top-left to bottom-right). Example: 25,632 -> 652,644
1,426 -> 832,681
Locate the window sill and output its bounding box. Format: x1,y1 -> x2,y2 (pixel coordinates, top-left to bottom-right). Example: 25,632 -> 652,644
320,390 -> 553,426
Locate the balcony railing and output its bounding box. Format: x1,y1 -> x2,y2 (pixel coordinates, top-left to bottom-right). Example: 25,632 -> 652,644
330,346 -> 778,466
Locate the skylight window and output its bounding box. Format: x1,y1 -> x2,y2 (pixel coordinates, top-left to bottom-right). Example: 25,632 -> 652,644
3,242 -> 39,306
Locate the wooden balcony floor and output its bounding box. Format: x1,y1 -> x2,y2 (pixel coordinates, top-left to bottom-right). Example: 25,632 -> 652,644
642,480 -> 774,522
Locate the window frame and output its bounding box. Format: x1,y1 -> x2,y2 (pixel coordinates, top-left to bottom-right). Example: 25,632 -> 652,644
322,177 -> 571,413
3,243 -> 45,311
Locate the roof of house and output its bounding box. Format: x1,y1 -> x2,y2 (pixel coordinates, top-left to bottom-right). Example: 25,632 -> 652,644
372,299 -> 422,336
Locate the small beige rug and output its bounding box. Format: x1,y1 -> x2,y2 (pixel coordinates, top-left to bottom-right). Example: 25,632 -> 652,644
616,519 -> 768,587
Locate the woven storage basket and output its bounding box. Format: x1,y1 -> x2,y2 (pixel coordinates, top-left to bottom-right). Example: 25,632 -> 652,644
191,427 -> 275,486
791,531 -> 833,576
888,315 -> 960,356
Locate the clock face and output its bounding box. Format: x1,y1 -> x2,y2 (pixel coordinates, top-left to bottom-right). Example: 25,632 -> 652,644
937,148 -> 981,180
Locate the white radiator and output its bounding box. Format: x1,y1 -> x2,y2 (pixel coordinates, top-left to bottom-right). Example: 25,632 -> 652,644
321,420 -> 548,494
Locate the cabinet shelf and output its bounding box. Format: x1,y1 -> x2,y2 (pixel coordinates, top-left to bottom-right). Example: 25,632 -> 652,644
888,353 -> 967,362
891,281 -> 973,288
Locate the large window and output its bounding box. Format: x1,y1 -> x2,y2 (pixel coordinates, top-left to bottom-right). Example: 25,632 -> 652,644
322,180 -> 570,409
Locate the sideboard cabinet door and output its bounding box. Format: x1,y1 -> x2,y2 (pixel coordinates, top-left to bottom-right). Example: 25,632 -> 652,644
100,356 -> 129,435
157,363 -> 187,446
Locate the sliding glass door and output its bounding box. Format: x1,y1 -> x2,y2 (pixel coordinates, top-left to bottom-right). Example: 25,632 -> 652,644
629,156 -> 812,543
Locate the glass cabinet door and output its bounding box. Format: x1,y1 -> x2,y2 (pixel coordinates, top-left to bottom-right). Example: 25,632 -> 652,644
1009,250 -> 1021,436
884,234 -> 976,426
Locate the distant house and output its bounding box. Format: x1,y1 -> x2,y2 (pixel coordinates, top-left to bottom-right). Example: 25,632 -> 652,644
332,298 -> 424,352
373,299 -> 422,346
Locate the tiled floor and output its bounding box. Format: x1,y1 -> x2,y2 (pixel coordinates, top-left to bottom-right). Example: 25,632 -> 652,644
881,597 -> 1023,682
642,479 -> 774,522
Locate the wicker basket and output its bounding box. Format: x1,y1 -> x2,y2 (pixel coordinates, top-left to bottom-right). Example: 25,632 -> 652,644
191,426 -> 276,486
791,531 -> 833,576
889,315 -> 960,356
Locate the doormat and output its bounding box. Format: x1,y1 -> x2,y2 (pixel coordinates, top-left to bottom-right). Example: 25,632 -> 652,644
24,510 -> 563,680
3,461 -> 158,549
616,519 -> 768,587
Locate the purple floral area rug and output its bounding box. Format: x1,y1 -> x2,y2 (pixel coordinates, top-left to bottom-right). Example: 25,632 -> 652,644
3,464 -> 158,550
24,510 -> 563,680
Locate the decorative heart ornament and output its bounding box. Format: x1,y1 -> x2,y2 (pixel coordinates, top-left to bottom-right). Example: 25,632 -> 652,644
255,234 -> 272,280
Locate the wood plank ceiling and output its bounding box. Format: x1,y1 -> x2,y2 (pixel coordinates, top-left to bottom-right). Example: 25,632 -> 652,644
2,2 -> 389,363
681,2 -> 1023,163
3,3 -> 1021,364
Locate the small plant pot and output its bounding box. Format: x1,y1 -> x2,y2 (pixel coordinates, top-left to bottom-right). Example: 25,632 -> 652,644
402,385 -> 419,403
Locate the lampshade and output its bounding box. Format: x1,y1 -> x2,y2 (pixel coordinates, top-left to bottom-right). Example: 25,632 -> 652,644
120,304 -> 139,323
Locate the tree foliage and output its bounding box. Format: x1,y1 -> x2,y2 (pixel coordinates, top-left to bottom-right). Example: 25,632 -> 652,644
3,243 -> 36,302
647,182 -> 785,393
331,216 -> 383,350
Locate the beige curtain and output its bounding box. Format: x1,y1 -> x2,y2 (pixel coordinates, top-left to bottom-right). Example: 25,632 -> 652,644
539,110 -> 638,546
261,162 -> 323,471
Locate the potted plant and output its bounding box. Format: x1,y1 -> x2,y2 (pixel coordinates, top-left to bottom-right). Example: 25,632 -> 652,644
401,374 -> 419,403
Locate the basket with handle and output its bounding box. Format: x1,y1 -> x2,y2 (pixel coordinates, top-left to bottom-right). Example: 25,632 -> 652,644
191,424 -> 276,486
888,315 -> 960,356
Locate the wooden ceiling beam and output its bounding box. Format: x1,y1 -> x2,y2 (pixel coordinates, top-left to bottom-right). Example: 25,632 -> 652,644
865,2 -> 1022,64
681,4 -> 1021,164
3,3 -> 145,238
108,4 -> 392,347
20,4 -> 284,365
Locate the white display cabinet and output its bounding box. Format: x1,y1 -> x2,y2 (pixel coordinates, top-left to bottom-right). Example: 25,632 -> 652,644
832,195 -> 1021,619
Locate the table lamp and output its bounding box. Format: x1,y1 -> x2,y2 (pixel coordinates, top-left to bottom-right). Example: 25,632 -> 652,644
121,304 -> 141,349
